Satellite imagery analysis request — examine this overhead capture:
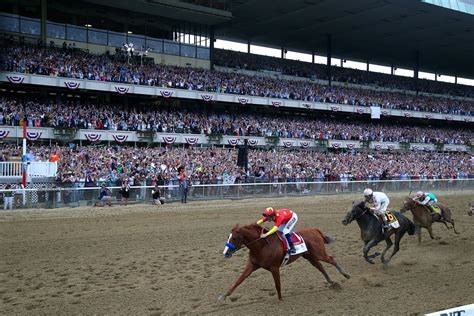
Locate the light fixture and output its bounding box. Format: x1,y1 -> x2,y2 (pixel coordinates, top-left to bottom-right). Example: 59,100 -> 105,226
85,24 -> 92,27
127,31 -> 133,34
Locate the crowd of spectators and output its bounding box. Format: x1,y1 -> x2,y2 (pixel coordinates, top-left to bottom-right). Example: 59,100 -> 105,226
214,49 -> 474,98
2,42 -> 473,115
1,145 -> 472,187
0,96 -> 472,145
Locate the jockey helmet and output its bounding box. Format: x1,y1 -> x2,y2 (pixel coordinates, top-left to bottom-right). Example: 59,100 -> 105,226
263,207 -> 274,217
363,188 -> 373,196
415,191 -> 424,198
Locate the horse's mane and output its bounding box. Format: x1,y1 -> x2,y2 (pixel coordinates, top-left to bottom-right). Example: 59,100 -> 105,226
354,201 -> 367,210
234,223 -> 268,234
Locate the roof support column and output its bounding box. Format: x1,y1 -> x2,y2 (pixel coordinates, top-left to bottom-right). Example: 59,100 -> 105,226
247,40 -> 250,54
41,0 -> 47,44
209,27 -> 215,70
414,51 -> 420,94
391,65 -> 394,75
281,46 -> 284,59
327,34 -> 332,87
312,50 -> 315,64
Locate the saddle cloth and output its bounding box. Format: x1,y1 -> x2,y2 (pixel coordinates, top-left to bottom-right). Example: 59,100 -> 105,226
278,232 -> 307,266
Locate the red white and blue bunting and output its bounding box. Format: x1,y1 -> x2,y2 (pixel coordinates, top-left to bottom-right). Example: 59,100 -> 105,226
201,94 -> 213,102
247,139 -> 258,146
114,86 -> 129,95
423,146 -> 433,151
112,134 -> 128,143
403,112 -> 411,118
85,133 -> 102,142
238,97 -> 250,105
330,106 -> 340,112
162,136 -> 176,144
300,141 -> 310,148
160,90 -> 174,98
445,116 -> 452,121
184,137 -> 199,145
271,101 -> 282,108
464,117 -> 471,122
331,143 -> 341,149
387,145 -> 396,150
411,145 -> 420,150
302,103 -> 312,109
356,108 -> 365,114
227,139 -> 240,146
381,110 -> 390,116
283,141 -> 293,148
7,75 -> 25,84
0,130 -> 10,139
26,132 -> 42,141
64,81 -> 80,90
424,114 -> 433,119
374,145 -> 382,150
346,143 -> 355,149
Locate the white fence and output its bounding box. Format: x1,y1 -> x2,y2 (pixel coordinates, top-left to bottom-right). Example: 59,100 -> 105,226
0,162 -> 57,179
0,179 -> 472,209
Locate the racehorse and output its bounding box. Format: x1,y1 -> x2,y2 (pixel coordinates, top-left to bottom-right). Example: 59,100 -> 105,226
399,196 -> 460,243
220,223 -> 350,301
342,201 -> 415,264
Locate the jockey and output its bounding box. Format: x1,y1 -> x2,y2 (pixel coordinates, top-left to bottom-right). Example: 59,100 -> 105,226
257,207 -> 298,254
363,188 -> 391,230
413,191 -> 439,215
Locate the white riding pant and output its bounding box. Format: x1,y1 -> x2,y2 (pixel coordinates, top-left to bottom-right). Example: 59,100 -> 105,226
278,213 -> 298,235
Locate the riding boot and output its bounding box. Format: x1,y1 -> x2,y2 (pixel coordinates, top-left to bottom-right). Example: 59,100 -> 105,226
382,216 -> 391,232
285,234 -> 296,254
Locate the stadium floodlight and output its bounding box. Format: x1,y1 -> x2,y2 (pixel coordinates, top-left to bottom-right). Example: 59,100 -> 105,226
123,43 -> 135,63
84,24 -> 92,28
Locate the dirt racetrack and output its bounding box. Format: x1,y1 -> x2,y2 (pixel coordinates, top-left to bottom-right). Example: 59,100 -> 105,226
1,191 -> 473,315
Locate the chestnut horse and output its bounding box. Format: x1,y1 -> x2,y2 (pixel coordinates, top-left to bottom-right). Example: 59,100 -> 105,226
220,223 -> 350,301
399,197 -> 460,243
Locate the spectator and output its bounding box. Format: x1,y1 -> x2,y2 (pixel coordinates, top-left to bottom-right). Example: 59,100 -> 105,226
152,184 -> 164,206
3,184 -> 13,210
120,178 -> 130,205
95,183 -> 112,207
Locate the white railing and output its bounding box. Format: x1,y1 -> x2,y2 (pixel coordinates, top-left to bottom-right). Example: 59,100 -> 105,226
0,161 -> 57,178
0,178 -> 472,210
0,162 -> 22,177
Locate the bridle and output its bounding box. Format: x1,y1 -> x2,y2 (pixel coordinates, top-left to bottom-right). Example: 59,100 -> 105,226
352,205 -> 370,221
225,227 -> 265,254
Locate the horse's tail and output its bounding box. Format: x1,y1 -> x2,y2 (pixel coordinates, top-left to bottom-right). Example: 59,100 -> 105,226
315,229 -> 334,244
407,219 -> 416,236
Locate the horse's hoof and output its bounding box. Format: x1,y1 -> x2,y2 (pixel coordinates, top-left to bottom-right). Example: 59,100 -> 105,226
218,294 -> 227,301
365,259 -> 375,264
343,273 -> 351,279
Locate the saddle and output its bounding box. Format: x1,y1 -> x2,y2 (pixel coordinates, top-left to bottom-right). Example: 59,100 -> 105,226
373,210 -> 400,232
276,232 -> 307,266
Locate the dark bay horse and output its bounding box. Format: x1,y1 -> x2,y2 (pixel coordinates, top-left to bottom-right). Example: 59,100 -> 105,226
342,201 -> 416,264
220,223 -> 350,301
399,197 -> 460,243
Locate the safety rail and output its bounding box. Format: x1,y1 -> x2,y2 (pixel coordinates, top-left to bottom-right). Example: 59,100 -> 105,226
0,179 -> 472,210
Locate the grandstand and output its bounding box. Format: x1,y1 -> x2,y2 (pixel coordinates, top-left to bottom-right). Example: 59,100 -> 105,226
1,1 -> 474,315
0,0 -> 473,189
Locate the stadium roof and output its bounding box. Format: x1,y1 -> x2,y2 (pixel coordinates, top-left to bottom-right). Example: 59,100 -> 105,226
215,0 -> 474,78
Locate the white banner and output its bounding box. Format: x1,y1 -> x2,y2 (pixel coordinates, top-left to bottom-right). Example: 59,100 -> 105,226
425,303 -> 474,316
370,106 -> 381,119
